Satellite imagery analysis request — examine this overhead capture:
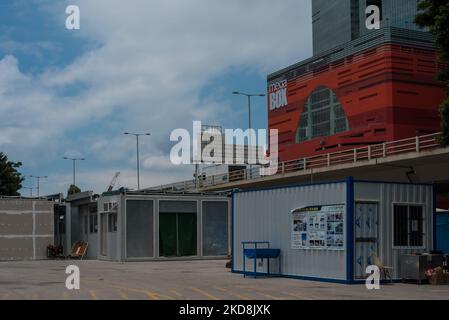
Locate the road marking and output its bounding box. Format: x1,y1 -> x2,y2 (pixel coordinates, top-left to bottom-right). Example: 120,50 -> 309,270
160,293 -> 175,300
213,286 -> 250,300
63,292 -> 69,300
108,284 -> 173,300
232,285 -> 283,300
1,293 -> 10,300
144,289 -> 160,300
170,289 -> 184,299
118,290 -> 129,300
32,293 -> 39,300
286,292 -> 315,300
254,291 -> 283,300
89,290 -> 98,300
233,285 -> 254,289
190,287 -> 219,300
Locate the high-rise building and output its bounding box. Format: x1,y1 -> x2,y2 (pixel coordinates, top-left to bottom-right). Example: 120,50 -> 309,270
313,0 -> 424,55
268,0 -> 445,162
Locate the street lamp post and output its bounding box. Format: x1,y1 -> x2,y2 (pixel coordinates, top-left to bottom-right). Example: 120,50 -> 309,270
232,91 -> 266,178
63,157 -> 85,186
124,132 -> 151,190
22,187 -> 34,197
29,175 -> 48,198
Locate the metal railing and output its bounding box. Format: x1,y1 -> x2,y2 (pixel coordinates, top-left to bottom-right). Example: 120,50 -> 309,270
149,133 -> 443,191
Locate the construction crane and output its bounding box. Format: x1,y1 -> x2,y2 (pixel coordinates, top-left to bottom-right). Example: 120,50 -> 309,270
106,172 -> 120,192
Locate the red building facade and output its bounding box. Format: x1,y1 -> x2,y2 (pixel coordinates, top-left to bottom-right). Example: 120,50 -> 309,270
268,29 -> 445,162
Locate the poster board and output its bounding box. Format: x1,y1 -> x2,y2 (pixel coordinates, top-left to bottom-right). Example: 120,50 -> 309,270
291,205 -> 345,250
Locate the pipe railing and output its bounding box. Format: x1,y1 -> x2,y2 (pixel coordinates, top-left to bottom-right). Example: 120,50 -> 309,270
150,132 -> 443,190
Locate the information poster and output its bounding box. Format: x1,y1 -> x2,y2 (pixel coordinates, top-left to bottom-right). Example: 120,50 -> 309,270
291,205 -> 344,250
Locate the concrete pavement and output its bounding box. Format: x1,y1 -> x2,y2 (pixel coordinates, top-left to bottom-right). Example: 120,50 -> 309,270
0,260 -> 448,300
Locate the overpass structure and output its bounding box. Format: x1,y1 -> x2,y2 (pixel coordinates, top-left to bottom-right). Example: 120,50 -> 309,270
149,133 -> 449,207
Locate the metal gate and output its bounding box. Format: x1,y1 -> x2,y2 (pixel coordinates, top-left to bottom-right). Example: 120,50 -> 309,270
355,202 -> 379,279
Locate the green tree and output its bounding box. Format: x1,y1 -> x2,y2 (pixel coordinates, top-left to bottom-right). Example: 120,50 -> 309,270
68,184 -> 81,196
0,152 -> 24,196
415,0 -> 449,146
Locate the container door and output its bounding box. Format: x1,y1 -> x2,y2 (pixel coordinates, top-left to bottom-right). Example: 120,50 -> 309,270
159,213 -> 177,257
178,213 -> 197,256
436,213 -> 449,253
101,213 -> 108,256
355,202 -> 379,279
159,212 -> 197,257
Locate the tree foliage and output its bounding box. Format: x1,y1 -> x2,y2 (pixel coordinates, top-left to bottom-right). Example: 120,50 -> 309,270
415,0 -> 449,146
68,184 -> 81,196
0,152 -> 24,196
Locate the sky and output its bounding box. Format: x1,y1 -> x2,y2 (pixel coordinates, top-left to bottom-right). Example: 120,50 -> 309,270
0,0 -> 312,196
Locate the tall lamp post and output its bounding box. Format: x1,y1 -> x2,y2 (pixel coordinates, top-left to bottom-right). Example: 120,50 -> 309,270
124,132 -> 151,190
29,175 -> 48,198
232,91 -> 266,178
63,157 -> 85,186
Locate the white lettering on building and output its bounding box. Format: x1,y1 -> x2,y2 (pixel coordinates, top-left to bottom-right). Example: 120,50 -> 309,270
269,80 -> 288,111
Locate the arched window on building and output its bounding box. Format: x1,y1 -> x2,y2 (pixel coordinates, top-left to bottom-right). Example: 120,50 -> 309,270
296,87 -> 350,143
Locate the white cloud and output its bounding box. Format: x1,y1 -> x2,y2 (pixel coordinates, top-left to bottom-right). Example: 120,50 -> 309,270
1,0 -> 312,194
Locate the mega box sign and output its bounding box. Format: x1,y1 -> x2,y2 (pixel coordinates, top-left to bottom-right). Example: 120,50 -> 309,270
269,80 -> 288,111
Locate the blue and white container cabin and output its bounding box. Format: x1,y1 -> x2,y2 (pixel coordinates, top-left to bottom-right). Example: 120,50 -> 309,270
232,178 -> 435,283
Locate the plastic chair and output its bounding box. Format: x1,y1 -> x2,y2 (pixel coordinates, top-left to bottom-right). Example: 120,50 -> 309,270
372,254 -> 393,282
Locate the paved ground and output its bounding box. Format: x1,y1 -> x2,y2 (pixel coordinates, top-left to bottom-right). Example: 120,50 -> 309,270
0,260 -> 448,300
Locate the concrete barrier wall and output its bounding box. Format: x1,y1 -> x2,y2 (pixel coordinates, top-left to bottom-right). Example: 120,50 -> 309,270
0,199 -> 54,261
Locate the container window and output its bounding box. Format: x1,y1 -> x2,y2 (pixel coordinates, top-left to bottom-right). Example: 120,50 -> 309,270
126,200 -> 154,258
108,213 -> 117,232
202,201 -> 229,256
394,204 -> 424,248
84,215 -> 88,235
409,206 -> 423,247
89,213 -> 98,233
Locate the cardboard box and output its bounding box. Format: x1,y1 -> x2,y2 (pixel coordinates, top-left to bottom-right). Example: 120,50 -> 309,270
429,268 -> 449,285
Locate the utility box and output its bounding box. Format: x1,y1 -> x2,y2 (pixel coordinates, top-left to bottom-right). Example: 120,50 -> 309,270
232,178 -> 435,283
399,254 -> 445,282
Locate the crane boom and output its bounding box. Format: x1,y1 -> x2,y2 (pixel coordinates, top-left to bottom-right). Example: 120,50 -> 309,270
107,172 -> 120,192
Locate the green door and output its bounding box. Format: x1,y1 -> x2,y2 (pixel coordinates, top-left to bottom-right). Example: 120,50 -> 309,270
159,213 -> 177,257
159,212 -> 197,257
178,213 -> 197,256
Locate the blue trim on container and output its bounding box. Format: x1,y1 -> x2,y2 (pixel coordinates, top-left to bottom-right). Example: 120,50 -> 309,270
433,184 -> 437,251
233,179 -> 347,194
232,270 -> 349,284
346,177 -> 355,284
351,279 -> 404,285
232,269 -> 404,285
353,179 -> 433,187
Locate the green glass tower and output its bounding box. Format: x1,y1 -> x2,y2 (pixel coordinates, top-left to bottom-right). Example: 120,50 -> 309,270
312,0 -> 424,55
